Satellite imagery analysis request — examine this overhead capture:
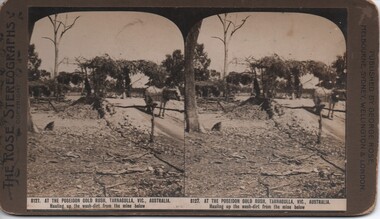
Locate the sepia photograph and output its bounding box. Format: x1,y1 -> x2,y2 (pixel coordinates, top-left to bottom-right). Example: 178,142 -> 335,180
1,0 -> 379,215
26,10 -> 346,202
27,12 -> 186,198
184,12 -> 346,198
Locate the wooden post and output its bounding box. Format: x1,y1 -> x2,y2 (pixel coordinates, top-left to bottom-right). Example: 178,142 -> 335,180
150,104 -> 156,143
317,108 -> 323,144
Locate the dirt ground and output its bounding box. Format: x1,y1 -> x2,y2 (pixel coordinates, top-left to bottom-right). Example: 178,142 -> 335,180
186,97 -> 345,198
28,95 -> 345,199
28,97 -> 185,197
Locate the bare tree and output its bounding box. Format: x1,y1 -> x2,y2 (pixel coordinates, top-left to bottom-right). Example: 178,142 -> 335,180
184,21 -> 202,132
212,13 -> 250,79
43,14 -> 80,78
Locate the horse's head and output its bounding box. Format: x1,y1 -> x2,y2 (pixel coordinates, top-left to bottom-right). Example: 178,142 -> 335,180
173,87 -> 181,100
164,87 -> 181,101
332,88 -> 347,101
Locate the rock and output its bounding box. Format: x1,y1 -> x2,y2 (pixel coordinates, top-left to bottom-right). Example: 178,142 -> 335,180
44,121 -> 55,131
231,152 -> 246,159
65,151 -> 80,158
211,122 -> 222,131
318,170 -> 329,178
154,168 -> 164,176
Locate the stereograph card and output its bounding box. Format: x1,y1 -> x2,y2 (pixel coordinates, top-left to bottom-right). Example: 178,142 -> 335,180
0,0 -> 378,216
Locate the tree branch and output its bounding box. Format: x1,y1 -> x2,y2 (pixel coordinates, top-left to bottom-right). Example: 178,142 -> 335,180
56,20 -> 64,31
225,20 -> 233,32
47,15 -> 55,26
42,36 -> 55,45
64,14 -> 69,26
230,15 -> 250,37
58,57 -> 67,66
211,36 -> 225,44
216,14 -> 224,25
60,16 -> 80,38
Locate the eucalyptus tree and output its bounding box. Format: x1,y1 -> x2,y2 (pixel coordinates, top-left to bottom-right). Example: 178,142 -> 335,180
212,13 -> 250,79
184,21 -> 202,132
43,14 -> 80,78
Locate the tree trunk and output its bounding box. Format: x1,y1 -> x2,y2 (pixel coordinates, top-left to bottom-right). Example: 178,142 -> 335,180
150,107 -> 155,142
84,77 -> 92,96
253,77 -> 261,97
126,86 -> 131,97
124,77 -> 131,98
53,42 -> 59,100
28,24 -> 38,133
184,21 -> 202,132
27,97 -> 39,133
317,111 -> 322,144
223,41 -> 230,100
54,42 -> 59,78
121,78 -> 126,99
223,41 -> 228,79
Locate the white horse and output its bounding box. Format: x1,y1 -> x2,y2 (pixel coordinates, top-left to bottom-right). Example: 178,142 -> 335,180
144,86 -> 181,117
313,87 -> 340,119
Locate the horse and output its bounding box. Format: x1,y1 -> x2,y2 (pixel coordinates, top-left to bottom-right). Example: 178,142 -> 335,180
313,87 -> 343,119
144,86 -> 181,117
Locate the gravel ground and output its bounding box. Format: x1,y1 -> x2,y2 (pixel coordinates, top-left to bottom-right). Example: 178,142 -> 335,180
28,96 -> 345,199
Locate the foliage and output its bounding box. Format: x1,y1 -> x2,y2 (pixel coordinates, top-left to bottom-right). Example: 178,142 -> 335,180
28,44 -> 54,98
305,60 -> 336,89
136,60 -> 167,88
331,53 -> 347,89
57,72 -> 72,85
226,72 -> 253,86
194,44 -> 211,81
55,71 -> 84,86
256,54 -> 289,79
28,80 -> 51,97
209,69 -> 221,80
28,44 -> 42,81
284,60 -> 306,97
247,54 -> 289,98
195,80 -> 223,97
161,44 -> 212,88
70,72 -> 84,85
87,54 -> 117,96
240,73 -> 253,85
226,71 -> 241,85
114,59 -> 134,96
162,49 -> 184,87
244,54 -> 345,97
74,55 -> 173,97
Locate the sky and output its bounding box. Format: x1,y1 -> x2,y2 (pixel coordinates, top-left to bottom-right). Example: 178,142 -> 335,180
30,11 -> 346,75
30,12 -> 184,73
198,12 -> 346,73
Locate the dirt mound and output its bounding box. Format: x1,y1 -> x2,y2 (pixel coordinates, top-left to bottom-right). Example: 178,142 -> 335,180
58,104 -> 100,119
226,104 -> 269,120
197,98 -> 238,113
226,97 -> 284,120
58,96 -> 116,119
